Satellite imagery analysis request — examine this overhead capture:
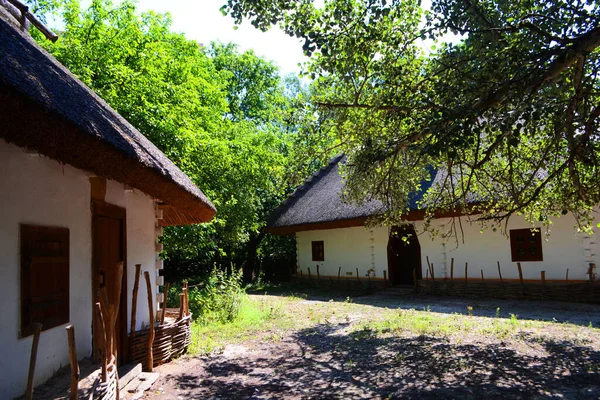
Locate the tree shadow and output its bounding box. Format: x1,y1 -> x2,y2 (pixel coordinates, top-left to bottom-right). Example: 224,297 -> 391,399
162,322 -> 600,399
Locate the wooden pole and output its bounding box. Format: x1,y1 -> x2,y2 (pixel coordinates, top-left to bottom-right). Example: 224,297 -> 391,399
316,264 -> 321,280
541,271 -> 546,285
111,262 -> 124,360
450,258 -> 454,280
25,323 -> 42,400
178,293 -> 185,320
307,267 -> 312,280
144,271 -> 155,372
94,303 -> 107,381
426,256 -> 434,280
430,263 -> 435,280
131,264 -> 141,336
338,266 -> 342,280
517,263 -> 524,285
480,269 -> 484,282
66,325 -> 79,400
464,262 -> 468,282
497,261 -> 503,282
426,269 -> 429,280
300,270 -> 303,279
566,268 -> 569,283
160,282 -> 169,325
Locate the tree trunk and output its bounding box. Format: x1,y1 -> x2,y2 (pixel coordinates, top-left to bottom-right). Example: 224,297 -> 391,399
243,230 -> 265,284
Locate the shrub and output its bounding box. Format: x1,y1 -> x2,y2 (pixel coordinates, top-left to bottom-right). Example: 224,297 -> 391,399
167,268 -> 246,324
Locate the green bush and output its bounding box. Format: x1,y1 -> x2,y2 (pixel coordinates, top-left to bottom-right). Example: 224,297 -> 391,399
166,268 -> 246,324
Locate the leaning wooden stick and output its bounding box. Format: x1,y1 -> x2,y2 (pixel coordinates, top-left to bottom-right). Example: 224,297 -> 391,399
131,264 -> 141,337
178,293 -> 185,320
566,268 -> 569,283
94,303 -> 108,381
464,262 -> 468,282
356,268 -> 360,281
338,266 -> 341,280
111,262 -> 124,359
316,264 -> 320,280
517,262 -> 524,285
66,325 -> 79,400
307,267 -> 312,280
144,271 -> 155,372
450,258 -> 454,280
481,269 -> 484,282
497,261 -> 503,282
26,323 -> 42,400
161,282 -> 170,324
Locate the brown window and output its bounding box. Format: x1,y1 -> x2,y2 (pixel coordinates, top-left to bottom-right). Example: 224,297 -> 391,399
311,241 -> 324,261
20,225 -> 69,337
510,228 -> 543,262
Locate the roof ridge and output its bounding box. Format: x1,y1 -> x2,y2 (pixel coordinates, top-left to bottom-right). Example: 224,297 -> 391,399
267,154 -> 344,226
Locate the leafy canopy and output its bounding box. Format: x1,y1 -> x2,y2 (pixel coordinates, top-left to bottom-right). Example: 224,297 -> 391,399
222,0 -> 600,234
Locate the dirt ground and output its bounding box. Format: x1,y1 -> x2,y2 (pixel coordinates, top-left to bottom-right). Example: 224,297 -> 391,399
143,293 -> 600,400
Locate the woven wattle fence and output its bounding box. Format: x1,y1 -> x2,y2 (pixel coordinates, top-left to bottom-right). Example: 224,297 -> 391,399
418,280 -> 600,303
129,310 -> 192,370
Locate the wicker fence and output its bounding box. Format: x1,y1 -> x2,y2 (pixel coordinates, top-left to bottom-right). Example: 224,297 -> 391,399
418,280 -> 600,303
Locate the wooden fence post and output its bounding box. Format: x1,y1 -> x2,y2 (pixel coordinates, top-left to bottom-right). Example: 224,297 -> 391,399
161,282 -> 169,324
131,264 -> 141,337
480,269 -> 484,282
356,268 -> 360,281
517,263 -> 524,285
94,303 -> 108,381
464,262 -> 468,282
497,261 -> 503,282
25,323 -> 42,400
450,258 -> 454,280
316,265 -> 320,280
338,266 -> 342,280
144,271 -> 155,372
541,271 -> 546,285
66,325 -> 79,400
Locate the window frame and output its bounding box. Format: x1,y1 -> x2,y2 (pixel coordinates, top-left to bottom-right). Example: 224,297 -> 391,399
311,240 -> 324,262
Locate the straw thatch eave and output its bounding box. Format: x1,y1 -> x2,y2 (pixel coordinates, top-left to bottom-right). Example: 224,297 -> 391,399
0,14 -> 216,226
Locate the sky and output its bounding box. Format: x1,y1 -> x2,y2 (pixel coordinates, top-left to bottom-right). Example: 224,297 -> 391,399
120,0 -> 310,76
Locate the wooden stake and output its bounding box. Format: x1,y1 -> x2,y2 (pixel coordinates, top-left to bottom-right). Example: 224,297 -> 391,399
430,263 -> 435,280
566,268 -> 569,283
426,256 -> 433,280
66,325 -> 79,400
316,264 -> 320,280
111,262 -> 124,360
541,271 -> 546,285
426,269 -> 429,280
450,258 -> 454,280
383,270 -> 388,287
464,262 -> 468,282
131,264 -> 141,336
356,268 -> 360,281
480,269 -> 484,281
300,270 -> 303,279
25,323 -> 42,400
160,282 -> 169,325
178,293 -> 185,320
144,271 -> 155,372
307,267 -> 312,280
94,303 -> 108,381
338,266 -> 342,280
497,261 -> 503,282
517,263 -> 524,285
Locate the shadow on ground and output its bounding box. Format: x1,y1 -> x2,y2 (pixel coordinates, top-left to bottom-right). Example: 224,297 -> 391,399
162,322 -> 600,399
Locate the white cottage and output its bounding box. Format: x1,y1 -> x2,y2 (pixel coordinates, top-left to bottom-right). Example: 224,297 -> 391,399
267,155 -> 598,294
0,9 -> 215,398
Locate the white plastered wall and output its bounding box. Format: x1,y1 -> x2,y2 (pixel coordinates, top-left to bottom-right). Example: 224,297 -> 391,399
296,226 -> 390,279
0,140 -> 157,398
416,213 -> 597,281
295,213 -> 598,284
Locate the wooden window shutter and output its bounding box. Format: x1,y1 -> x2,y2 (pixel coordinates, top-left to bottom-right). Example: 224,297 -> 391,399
20,225 -> 70,337
311,241 -> 324,262
509,228 -> 543,262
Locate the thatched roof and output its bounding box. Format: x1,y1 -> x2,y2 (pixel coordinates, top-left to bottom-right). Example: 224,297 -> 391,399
0,11 -> 215,226
266,155 -> 445,234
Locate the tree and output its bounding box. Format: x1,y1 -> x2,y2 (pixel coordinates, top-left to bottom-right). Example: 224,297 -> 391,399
222,0 -> 600,235
31,0 -> 335,281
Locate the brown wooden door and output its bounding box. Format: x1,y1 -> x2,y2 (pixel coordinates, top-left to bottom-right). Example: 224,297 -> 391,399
387,225 -> 422,286
92,201 -> 127,365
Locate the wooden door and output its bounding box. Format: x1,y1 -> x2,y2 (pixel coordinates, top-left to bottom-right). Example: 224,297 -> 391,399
387,225 -> 422,286
92,201 -> 127,365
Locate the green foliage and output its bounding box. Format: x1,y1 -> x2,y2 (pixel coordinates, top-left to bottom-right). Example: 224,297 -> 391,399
29,0 -> 338,279
223,0 -> 600,235
168,268 -> 246,324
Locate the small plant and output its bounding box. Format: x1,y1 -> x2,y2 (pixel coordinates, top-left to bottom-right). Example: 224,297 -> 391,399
467,306 -> 473,317
509,313 -> 518,326
495,307 -> 501,318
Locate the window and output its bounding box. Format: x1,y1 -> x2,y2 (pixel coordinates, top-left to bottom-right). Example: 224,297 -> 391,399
20,225 -> 69,337
311,240 -> 324,261
509,228 -> 543,262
